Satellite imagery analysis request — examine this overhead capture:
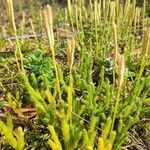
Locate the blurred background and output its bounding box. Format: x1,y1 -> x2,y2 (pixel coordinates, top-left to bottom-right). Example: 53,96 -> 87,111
0,0 -> 149,24
0,0 -> 150,7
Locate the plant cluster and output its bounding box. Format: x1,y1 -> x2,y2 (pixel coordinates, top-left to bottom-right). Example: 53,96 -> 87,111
0,0 -> 149,149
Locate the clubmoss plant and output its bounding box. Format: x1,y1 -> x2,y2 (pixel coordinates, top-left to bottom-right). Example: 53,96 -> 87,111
98,118 -> 116,150
43,5 -> 62,102
0,0 -> 150,149
0,113 -> 24,150
48,125 -> 63,150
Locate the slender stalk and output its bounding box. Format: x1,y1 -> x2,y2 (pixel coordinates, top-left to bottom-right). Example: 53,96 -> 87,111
142,0 -> 147,27
94,0 -> 99,55
6,0 -> 24,72
111,55 -> 125,132
67,0 -> 74,31
136,28 -> 150,81
30,18 -> 37,41
112,22 -> 118,92
66,38 -> 75,125
43,5 -> 62,102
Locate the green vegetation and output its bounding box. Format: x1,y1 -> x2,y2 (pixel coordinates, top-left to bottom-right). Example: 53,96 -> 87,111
0,0 -> 150,149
